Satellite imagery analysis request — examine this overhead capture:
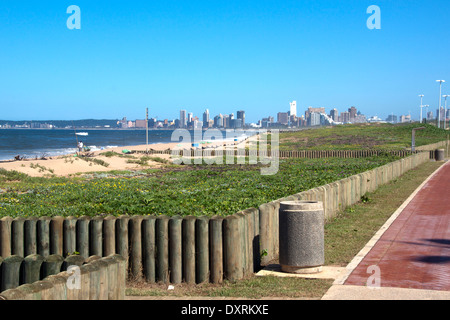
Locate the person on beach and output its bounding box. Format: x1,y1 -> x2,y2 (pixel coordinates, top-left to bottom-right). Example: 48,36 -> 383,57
78,141 -> 84,153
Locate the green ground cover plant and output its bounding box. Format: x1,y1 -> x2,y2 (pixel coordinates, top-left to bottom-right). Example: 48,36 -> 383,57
280,123 -> 448,151
126,160 -> 443,299
0,155 -> 401,218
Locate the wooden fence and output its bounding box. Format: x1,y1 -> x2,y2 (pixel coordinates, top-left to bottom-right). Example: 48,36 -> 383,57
0,149 -> 435,286
0,254 -> 126,300
134,148 -> 419,159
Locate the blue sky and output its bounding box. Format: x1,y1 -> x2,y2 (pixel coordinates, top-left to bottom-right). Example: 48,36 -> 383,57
1,0 -> 449,123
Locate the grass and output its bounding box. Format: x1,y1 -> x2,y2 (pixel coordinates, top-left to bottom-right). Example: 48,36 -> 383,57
126,160 -> 443,299
29,163 -> 55,174
148,156 -> 170,164
126,157 -> 150,166
99,151 -> 131,158
78,156 -> 110,167
0,168 -> 31,183
126,156 -> 169,166
0,155 -> 403,218
127,276 -> 333,300
279,123 -> 449,151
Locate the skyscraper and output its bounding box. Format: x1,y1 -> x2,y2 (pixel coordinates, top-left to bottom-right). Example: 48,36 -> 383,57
289,101 -> 297,117
308,112 -> 321,126
180,110 -> 187,128
214,114 -> 223,128
237,110 -> 245,127
277,112 -> 289,125
349,106 -> 357,121
340,111 -> 350,123
330,108 -> 338,121
305,107 -> 326,119
203,109 -> 210,128
304,107 -> 325,126
223,114 -> 230,128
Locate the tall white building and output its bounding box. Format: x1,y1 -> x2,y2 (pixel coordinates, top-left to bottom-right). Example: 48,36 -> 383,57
289,101 -> 297,117
308,112 -> 321,126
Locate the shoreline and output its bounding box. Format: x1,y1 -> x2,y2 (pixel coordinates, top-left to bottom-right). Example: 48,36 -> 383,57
0,128 -> 259,162
0,127 -> 262,131
0,134 -> 259,177
0,136 -> 252,162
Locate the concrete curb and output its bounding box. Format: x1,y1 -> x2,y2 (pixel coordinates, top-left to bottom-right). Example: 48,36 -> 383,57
321,284 -> 450,300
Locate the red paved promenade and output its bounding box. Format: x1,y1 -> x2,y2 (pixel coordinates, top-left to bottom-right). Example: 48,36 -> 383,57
344,161 -> 450,291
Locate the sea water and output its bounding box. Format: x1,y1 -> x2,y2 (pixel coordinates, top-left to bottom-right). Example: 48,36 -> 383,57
0,128 -> 255,161
0,129 -> 175,161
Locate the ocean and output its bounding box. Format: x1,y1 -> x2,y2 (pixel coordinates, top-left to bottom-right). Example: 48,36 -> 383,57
0,129 -> 177,161
0,128 -> 254,161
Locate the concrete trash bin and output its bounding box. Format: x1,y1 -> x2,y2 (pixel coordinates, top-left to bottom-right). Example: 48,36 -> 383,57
435,149 -> 445,161
279,201 -> 324,274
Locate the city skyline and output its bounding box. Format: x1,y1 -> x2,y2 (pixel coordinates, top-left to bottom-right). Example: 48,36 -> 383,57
1,102 -> 434,130
1,1 -> 449,122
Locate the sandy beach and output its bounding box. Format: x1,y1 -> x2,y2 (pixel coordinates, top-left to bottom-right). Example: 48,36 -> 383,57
0,135 -> 259,177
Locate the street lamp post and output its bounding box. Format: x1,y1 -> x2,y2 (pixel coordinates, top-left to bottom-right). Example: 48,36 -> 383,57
444,95 -> 449,130
436,80 -> 446,128
146,107 -> 149,152
419,94 -> 424,123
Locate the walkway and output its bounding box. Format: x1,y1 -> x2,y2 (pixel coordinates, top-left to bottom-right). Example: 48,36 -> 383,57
126,161 -> 450,300
323,161 -> 450,299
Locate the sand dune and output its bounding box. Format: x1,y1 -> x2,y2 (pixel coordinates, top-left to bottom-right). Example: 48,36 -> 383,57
0,135 -> 258,177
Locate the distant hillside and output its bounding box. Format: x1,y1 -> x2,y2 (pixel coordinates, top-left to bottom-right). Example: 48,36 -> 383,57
0,119 -> 121,128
